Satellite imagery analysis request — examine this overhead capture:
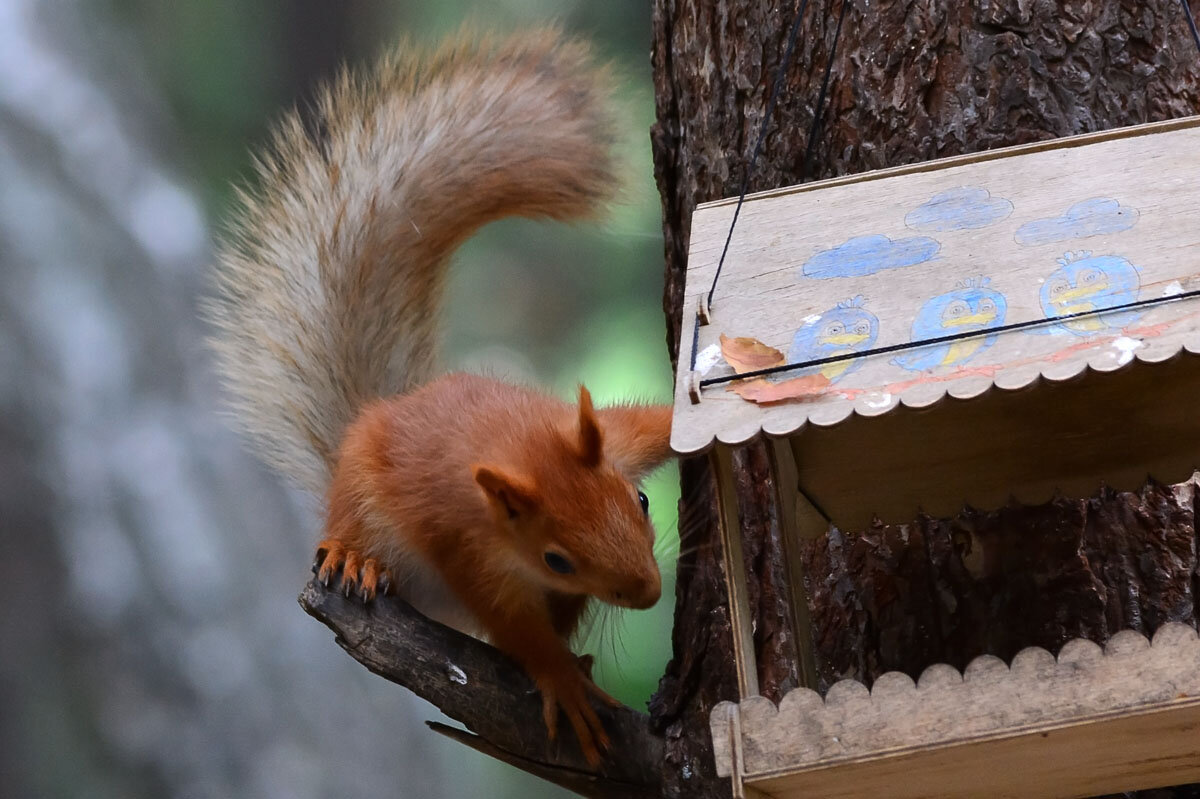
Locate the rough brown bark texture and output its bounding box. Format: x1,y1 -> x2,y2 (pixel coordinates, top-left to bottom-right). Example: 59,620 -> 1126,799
649,1 -> 1200,797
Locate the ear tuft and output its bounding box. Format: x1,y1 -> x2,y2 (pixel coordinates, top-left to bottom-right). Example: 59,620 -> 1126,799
576,385 -> 603,467
593,403 -> 675,481
473,464 -> 539,519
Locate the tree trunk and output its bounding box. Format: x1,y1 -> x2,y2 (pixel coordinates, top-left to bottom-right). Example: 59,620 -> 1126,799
648,1 -> 1200,797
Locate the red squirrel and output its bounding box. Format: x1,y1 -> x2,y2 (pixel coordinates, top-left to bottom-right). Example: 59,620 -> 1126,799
207,30 -> 675,766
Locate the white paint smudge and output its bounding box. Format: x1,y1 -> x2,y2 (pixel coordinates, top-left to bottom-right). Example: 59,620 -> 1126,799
1112,336 -> 1143,366
694,343 -> 722,376
1163,280 -> 1184,297
865,392 -> 893,409
446,664 -> 467,685
802,314 -> 821,325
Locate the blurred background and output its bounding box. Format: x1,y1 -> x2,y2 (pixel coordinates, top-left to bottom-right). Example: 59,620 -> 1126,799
0,0 -> 677,797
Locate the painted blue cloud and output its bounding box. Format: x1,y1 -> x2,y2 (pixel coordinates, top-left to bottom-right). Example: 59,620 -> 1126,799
802,234 -> 940,279
1015,198 -> 1139,246
905,187 -> 1013,231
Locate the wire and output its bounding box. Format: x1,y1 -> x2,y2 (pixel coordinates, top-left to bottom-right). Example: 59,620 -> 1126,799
1182,0 -> 1200,56
705,0 -> 813,313
699,288 -> 1200,388
802,0 -> 849,180
688,308 -> 702,372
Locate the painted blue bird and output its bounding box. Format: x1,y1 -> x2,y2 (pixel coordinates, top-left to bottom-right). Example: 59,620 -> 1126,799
788,296 -> 879,382
1038,251 -> 1141,335
893,278 -> 1007,371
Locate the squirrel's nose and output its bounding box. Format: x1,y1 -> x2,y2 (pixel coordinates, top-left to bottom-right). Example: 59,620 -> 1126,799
622,569 -> 661,609
641,575 -> 662,608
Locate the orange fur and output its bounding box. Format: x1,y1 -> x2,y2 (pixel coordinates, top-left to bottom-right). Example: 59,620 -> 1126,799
316,375 -> 671,764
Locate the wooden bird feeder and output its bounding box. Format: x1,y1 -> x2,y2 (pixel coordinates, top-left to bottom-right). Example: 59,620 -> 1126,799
671,116 -> 1200,798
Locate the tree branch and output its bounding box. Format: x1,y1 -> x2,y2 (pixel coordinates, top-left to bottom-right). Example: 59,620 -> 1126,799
298,580 -> 663,799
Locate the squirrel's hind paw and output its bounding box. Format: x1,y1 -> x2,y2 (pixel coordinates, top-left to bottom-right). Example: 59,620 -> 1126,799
538,669 -> 610,768
313,541 -> 391,602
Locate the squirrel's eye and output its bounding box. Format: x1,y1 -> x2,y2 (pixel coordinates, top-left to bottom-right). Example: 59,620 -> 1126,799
638,490 -> 650,516
544,552 -> 574,575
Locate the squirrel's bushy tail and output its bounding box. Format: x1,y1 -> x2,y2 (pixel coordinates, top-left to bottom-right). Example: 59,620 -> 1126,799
208,30 -> 617,494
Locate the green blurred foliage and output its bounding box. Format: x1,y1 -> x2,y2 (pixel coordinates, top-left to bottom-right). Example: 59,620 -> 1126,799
95,0 -> 677,755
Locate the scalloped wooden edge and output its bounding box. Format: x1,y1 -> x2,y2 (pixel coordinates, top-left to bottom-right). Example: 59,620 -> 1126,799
672,329 -> 1200,457
710,623 -> 1200,798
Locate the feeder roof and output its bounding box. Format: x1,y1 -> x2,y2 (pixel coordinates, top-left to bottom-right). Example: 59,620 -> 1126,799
672,116 -> 1200,459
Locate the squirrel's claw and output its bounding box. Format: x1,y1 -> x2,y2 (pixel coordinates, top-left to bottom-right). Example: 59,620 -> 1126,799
357,558 -> 384,601
541,691 -> 559,742
315,541 -> 344,587
341,551 -> 362,597
313,541 -> 389,603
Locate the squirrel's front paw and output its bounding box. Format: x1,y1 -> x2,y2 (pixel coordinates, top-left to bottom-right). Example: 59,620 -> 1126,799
537,667 -> 610,767
313,540 -> 391,602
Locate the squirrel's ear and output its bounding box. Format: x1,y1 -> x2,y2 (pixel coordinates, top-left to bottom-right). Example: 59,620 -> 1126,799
473,465 -> 540,519
576,385 -> 604,467
594,404 -> 675,481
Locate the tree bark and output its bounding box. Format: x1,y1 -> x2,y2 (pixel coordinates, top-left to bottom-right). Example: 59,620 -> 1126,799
649,1 -> 1200,797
